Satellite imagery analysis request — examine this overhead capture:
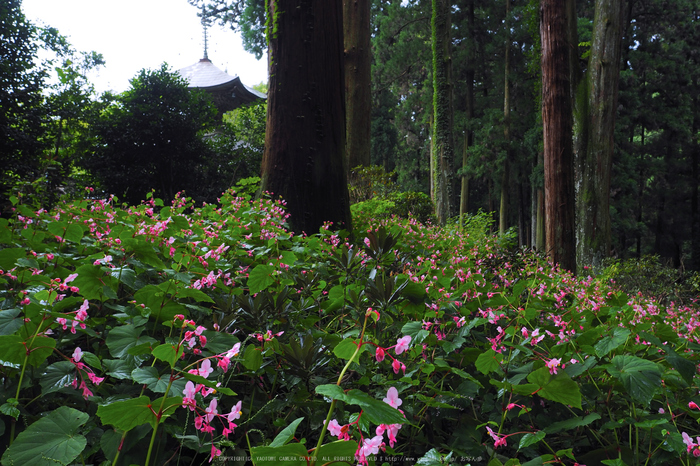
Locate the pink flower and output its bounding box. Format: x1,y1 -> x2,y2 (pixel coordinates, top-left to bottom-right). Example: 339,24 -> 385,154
227,401 -> 243,421
328,419 -> 343,437
225,343 -> 241,358
392,359 -> 401,374
690,401 -> 699,410
383,387 -> 402,409
183,381 -> 197,410
375,347 -> 385,362
72,347 -> 83,362
546,358 -> 561,375
395,335 -> 411,355
683,432 -> 696,452
204,398 -> 218,423
376,423 -> 401,447
209,444 -> 222,463
199,359 -> 214,378
360,435 -> 384,457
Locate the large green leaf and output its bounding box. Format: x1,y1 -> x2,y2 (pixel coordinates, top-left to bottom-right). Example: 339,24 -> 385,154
71,264 -> 119,301
105,324 -> 156,358
131,367 -> 170,393
606,355 -> 662,406
527,367 -> 582,409
1,406 -> 88,466
475,349 -> 502,375
97,396 -> 181,431
333,338 -> 368,362
248,264 -> 275,294
595,328 -> 630,358
0,334 -> 56,367
151,343 -> 184,368
544,413 -> 601,434
41,361 -> 77,395
0,309 -> 23,336
313,440 -> 358,465
0,248 -> 26,270
315,384 -> 406,426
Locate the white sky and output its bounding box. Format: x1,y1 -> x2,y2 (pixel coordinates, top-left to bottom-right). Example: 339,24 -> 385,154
21,0 -> 269,95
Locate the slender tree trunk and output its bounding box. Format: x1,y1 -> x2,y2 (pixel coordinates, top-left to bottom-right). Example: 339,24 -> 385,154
500,0 -> 512,236
540,0 -> 576,272
261,0 -> 351,234
576,0 -> 625,271
692,92 -> 699,270
431,0 -> 455,225
460,0 -> 475,225
344,0 -> 371,172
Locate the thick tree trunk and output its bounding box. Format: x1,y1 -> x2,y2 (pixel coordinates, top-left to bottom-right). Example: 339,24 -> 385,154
431,0 -> 455,225
575,0 -> 624,271
261,0 -> 351,235
343,0 -> 371,171
540,0 -> 576,272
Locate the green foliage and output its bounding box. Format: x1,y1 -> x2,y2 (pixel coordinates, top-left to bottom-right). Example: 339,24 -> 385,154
2,186 -> 700,465
83,64 -> 219,205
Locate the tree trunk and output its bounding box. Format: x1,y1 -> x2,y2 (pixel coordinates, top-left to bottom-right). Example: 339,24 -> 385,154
460,0 -> 475,226
575,0 -> 624,271
540,0 -> 576,272
431,0 -> 455,225
261,0 -> 351,235
343,0 -> 371,172
500,0 -> 512,237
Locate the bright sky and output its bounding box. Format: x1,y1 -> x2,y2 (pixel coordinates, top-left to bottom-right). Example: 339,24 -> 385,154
21,0 -> 269,95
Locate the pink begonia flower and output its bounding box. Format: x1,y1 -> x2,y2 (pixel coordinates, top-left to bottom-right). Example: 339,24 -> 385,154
88,372 -> 104,385
546,358 -> 561,375
328,419 -> 343,437
72,347 -> 83,362
683,432 -> 697,452
225,343 -> 241,358
227,401 -> 243,421
383,387 -> 402,409
199,359 -> 214,378
183,381 -> 197,410
375,347 -> 385,362
376,423 -> 402,447
360,435 -> 384,457
690,401 -> 699,410
392,359 -> 401,374
209,444 -> 222,463
395,335 -> 411,355
204,398 -> 218,423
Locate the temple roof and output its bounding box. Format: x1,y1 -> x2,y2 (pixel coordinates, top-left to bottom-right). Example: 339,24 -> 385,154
177,58 -> 266,111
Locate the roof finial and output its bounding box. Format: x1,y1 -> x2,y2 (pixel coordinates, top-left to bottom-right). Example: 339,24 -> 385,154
201,7 -> 210,61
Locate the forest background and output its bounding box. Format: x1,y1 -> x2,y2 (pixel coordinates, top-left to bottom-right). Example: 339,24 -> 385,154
1,0 -> 699,274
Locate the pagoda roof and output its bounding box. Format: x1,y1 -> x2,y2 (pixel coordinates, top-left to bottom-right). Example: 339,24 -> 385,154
177,58 -> 266,110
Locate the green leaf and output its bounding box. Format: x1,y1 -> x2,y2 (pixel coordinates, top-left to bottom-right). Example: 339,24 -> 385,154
1,406 -> 88,466
250,443 -> 309,465
333,338 -> 367,362
269,417 -> 304,447
415,448 -> 445,466
181,372 -> 236,396
176,286 -> 215,303
242,344 -> 263,371
41,361 -> 77,395
248,264 -> 275,294
151,343 -> 184,368
401,321 -> 430,345
106,324 -> 156,358
0,309 -> 23,336
606,355 -> 662,406
519,431 -> 546,450
527,367 -> 582,409
544,413 -> 601,434
315,384 -> 406,426
131,367 -> 171,393
71,264 -> 118,301
97,396 -> 181,431
314,440 -> 358,465
0,248 -> 26,270
595,327 -> 630,358
0,334 -> 56,367
475,349 -> 502,375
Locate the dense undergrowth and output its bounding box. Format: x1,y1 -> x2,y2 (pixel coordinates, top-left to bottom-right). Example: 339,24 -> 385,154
1,189 -> 700,466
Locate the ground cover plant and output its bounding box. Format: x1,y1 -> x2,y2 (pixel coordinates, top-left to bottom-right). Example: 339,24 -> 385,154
1,189 -> 700,466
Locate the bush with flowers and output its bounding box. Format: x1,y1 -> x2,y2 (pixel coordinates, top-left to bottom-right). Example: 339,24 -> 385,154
0,188 -> 699,466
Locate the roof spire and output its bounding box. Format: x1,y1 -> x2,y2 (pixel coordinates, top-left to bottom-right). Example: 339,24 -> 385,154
201,7 -> 210,61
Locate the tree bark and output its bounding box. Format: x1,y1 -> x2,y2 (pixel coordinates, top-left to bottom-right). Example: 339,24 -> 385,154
460,0 -> 475,225
500,0 -> 512,237
540,0 -> 576,272
343,0 -> 371,171
261,0 -> 352,234
431,0 -> 455,225
575,0 -> 624,271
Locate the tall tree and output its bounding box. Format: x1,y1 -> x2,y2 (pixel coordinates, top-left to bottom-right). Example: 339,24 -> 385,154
431,0 -> 455,225
344,0 -> 372,171
500,0 -> 513,236
540,0 -> 576,271
575,0 -> 625,270
260,0 -> 352,234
